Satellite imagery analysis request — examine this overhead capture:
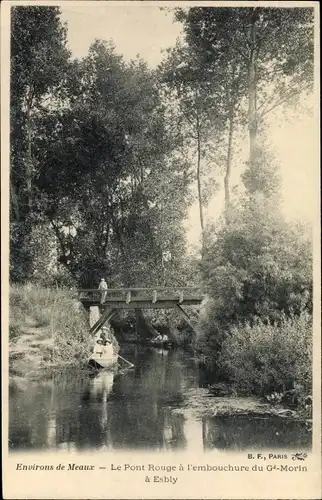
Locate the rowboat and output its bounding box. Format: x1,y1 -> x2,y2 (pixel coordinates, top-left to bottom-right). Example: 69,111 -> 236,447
89,328 -> 134,370
89,340 -> 118,369
112,338 -> 174,349
149,341 -> 173,349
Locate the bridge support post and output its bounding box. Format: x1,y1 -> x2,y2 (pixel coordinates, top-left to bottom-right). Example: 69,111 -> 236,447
135,309 -> 140,339
89,308 -> 117,336
135,308 -> 159,339
174,304 -> 200,337
83,305 -> 90,326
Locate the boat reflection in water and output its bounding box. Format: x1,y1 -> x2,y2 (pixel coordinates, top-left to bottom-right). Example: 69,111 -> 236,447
89,370 -> 115,401
9,345 -> 312,452
82,370 -> 116,449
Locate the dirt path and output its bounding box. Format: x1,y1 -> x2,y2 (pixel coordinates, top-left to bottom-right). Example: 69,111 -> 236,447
9,319 -> 53,377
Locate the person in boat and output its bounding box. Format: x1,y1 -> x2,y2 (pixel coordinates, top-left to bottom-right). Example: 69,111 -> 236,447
93,333 -> 114,361
100,328 -> 112,345
99,334 -> 107,346
94,337 -> 104,358
98,278 -> 108,304
161,333 -> 169,345
152,333 -> 162,344
101,326 -> 110,341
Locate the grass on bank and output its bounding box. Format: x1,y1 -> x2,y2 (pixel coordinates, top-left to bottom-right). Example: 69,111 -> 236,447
9,283 -> 93,374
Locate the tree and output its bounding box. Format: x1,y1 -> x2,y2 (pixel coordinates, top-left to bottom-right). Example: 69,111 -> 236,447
201,194 -> 312,352
172,6 -> 314,206
160,42 -> 225,245
30,39 -> 192,287
10,6 -> 70,281
197,116 -> 312,364
11,6 -> 70,217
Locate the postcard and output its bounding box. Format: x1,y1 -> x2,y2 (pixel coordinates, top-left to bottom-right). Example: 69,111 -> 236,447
1,1 -> 321,498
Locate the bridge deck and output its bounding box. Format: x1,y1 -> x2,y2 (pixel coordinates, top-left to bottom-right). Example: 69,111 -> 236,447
78,287 -> 204,309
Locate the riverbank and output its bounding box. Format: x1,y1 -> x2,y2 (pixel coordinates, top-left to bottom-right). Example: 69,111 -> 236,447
9,284 -> 93,378
173,386 -> 312,423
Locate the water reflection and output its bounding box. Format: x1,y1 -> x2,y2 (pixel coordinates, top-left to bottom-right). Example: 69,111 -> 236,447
9,346 -> 311,452
202,416 -> 311,451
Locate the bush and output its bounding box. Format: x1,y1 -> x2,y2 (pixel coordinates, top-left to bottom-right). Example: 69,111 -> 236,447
218,311 -> 312,397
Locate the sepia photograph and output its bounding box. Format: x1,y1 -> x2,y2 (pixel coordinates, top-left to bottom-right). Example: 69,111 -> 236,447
2,1 -> 321,499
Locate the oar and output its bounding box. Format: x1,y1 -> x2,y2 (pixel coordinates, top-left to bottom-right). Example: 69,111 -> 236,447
104,338 -> 134,369
117,353 -> 134,368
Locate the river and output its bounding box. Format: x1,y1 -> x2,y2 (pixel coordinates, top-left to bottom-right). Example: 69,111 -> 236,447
9,344 -> 311,452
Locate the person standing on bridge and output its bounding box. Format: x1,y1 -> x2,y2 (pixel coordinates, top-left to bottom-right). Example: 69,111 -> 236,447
99,278 -> 108,304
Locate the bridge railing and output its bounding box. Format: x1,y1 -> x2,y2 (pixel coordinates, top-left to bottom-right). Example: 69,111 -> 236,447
77,286 -> 205,304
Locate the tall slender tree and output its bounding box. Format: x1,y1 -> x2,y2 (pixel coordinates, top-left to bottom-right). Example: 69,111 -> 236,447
172,6 -> 314,204
160,43 -> 224,245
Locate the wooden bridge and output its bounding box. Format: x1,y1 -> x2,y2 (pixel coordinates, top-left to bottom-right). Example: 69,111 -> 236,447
77,287 -> 205,336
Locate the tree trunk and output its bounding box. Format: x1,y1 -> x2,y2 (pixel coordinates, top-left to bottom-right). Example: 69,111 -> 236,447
25,100 -> 33,211
248,10 -> 258,161
196,113 -> 204,248
103,193 -> 110,258
224,110 -> 234,222
50,219 -> 71,271
10,182 -> 20,221
159,202 -> 166,286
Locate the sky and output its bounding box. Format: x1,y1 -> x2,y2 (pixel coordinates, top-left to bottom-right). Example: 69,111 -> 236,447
60,5 -> 318,247
60,5 -> 182,67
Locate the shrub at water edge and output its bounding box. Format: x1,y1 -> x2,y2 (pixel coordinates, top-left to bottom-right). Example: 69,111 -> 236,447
218,311 -> 312,399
